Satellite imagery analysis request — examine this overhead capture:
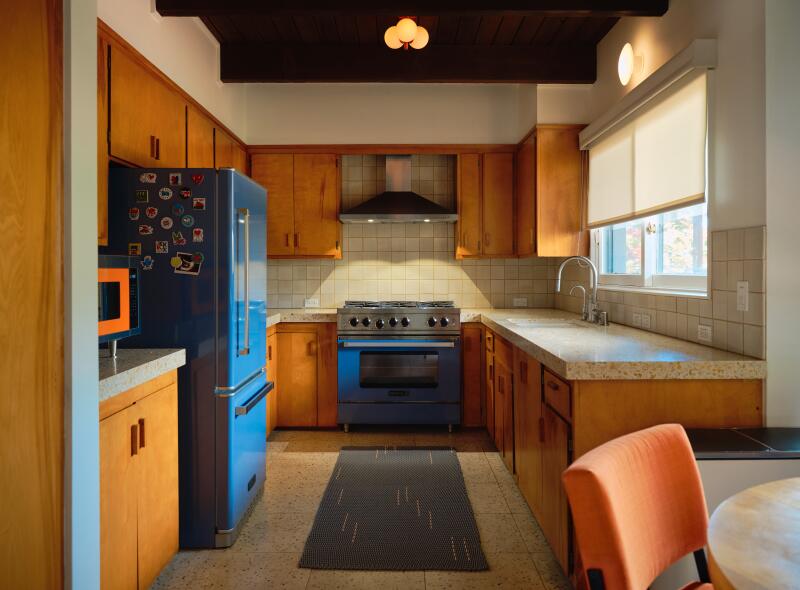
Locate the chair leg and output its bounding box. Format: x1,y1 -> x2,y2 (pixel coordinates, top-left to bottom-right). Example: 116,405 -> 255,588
694,549 -> 711,583
587,569 -> 606,590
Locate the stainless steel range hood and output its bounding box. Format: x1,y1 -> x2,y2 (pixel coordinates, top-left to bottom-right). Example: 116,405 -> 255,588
339,155 -> 457,223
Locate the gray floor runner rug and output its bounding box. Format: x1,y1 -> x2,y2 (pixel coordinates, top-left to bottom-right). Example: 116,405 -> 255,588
299,446 -> 488,571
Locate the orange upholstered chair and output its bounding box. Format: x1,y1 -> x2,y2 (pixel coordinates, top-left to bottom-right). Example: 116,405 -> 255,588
562,424 -> 713,590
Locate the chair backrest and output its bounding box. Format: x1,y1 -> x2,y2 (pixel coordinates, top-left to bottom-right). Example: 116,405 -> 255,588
562,424 -> 709,590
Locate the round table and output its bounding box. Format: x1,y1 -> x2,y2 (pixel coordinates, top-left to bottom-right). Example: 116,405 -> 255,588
708,477 -> 800,590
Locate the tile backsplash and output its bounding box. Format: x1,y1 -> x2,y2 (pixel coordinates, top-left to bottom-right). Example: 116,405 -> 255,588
555,226 -> 766,359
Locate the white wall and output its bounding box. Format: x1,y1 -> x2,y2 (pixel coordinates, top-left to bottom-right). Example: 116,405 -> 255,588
590,0 -> 766,232
244,83 -> 537,145
97,0 -> 247,138
65,0 -> 100,587
536,84 -> 593,124
765,0 -> 800,427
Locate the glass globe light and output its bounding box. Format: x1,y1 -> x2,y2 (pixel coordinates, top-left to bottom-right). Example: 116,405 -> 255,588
396,18 -> 418,43
410,26 -> 429,49
384,25 -> 403,49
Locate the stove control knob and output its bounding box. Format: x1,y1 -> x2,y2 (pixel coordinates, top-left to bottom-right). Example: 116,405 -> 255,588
401,317 -> 410,327
349,317 -> 359,327
362,317 -> 371,327
428,317 -> 438,327
375,319 -> 385,329
389,317 -> 398,327
440,317 -> 450,327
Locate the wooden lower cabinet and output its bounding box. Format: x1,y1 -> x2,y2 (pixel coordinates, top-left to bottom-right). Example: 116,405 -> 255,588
494,336 -> 514,472
275,323 -> 337,427
485,333 -> 495,440
513,348 -> 543,519
461,324 -> 484,427
100,372 -> 179,590
541,404 -> 570,572
266,326 -> 278,437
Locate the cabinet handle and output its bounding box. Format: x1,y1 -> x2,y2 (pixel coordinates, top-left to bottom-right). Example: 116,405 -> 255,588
155,137 -> 160,160
477,240 -> 481,252
149,135 -> 155,159
547,381 -> 559,391
294,233 -> 299,248
484,232 -> 490,247
138,418 -> 145,449
268,345 -> 272,361
130,424 -> 138,456
538,416 -> 545,443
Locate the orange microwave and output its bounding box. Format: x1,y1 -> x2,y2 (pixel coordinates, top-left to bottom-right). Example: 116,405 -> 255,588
98,255 -> 141,344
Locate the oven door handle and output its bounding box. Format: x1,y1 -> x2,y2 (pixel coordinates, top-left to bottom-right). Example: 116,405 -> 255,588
340,341 -> 456,349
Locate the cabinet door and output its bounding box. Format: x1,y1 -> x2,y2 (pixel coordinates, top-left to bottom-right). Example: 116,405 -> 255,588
485,348 -> 495,440
187,106 -> 215,167
266,330 -> 278,436
536,125 -> 586,257
134,384 -> 179,590
542,405 -> 570,572
148,78 -> 186,168
516,137 -> 536,257
251,154 -> 295,257
316,323 -> 338,427
109,46 -> 157,167
482,152 -> 515,256
293,154 -> 341,257
232,142 -> 248,175
214,128 -> 234,169
461,324 -> 483,427
456,154 -> 482,257
276,330 -> 318,427
514,348 -> 543,519
100,407 -> 138,590
494,337 -> 514,471
494,367 -> 506,456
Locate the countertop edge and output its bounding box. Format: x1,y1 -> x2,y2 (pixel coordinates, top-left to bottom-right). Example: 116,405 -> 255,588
99,348 -> 186,401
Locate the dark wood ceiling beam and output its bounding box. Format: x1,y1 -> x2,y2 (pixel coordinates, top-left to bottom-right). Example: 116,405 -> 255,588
220,43 -> 596,83
157,0 -> 668,18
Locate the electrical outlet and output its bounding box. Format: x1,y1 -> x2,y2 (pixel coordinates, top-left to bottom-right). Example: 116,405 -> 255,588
304,298 -> 320,308
641,313 -> 652,330
736,281 -> 750,311
632,312 -> 643,327
698,324 -> 713,343
513,297 -> 528,308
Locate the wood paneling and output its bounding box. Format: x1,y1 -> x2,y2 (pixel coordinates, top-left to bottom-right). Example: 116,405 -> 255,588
266,327 -> 278,436
482,152 -> 515,256
456,154 -> 482,257
276,328 -> 318,427
572,379 -> 763,459
461,324 -> 484,427
515,136 -> 535,256
98,34 -> 110,245
316,322 -> 339,427
293,154 -> 341,257
251,154 -> 295,256
187,105 -> 215,167
135,384 -> 180,590
513,348 -> 543,519
0,0 -> 63,585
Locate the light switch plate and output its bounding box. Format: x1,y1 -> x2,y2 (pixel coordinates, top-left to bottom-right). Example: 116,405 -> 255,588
698,324 -> 713,343
513,297 -> 528,308
304,298 -> 320,308
736,281 -> 750,311
641,313 -> 652,330
632,312 -> 643,327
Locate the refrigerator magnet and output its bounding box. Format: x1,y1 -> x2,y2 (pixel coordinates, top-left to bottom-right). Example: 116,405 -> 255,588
145,206 -> 158,219
138,224 -> 154,235
173,251 -> 202,276
128,243 -> 142,256
191,174 -> 204,185
192,251 -> 204,264
179,188 -> 191,199
192,197 -> 206,211
160,217 -> 174,230
170,255 -> 182,269
192,228 -> 204,243
135,189 -> 149,203
128,207 -> 140,221
139,172 -> 157,184
140,255 -> 155,271
172,203 -> 185,216
158,187 -> 173,200
172,231 -> 187,246
155,241 -> 169,254
169,173 -> 182,186
181,214 -> 195,228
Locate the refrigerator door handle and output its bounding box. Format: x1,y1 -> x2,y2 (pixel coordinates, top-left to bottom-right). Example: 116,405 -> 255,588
234,382 -> 274,417
238,207 -> 251,356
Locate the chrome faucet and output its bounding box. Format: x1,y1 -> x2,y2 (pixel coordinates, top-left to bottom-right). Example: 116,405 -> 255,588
556,256 -> 608,325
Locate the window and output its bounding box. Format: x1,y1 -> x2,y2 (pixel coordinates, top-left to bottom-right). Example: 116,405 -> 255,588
593,202 -> 708,292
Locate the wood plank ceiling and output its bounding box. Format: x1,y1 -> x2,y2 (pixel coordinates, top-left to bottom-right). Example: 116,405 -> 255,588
155,1 -> 669,83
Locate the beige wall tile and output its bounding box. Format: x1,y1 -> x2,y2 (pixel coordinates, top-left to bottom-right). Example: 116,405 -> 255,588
744,226 -> 765,260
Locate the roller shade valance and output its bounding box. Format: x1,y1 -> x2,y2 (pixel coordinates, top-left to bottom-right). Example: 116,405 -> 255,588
588,71 -> 708,227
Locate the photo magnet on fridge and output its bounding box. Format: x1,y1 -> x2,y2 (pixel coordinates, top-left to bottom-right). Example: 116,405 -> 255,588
192,197 -> 206,211
158,187 -> 173,200
192,228 -> 204,243
191,174 -> 204,185
160,217 -> 174,230
172,231 -> 187,246
181,214 -> 195,228
139,172 -> 157,184
145,206 -> 158,219
169,173 -> 182,186
128,243 -> 142,256
138,224 -> 154,235
172,251 -> 202,276
179,188 -> 191,199
128,207 -> 140,221
135,189 -> 149,203
140,255 -> 155,271
172,203 -> 185,216
155,241 -> 169,254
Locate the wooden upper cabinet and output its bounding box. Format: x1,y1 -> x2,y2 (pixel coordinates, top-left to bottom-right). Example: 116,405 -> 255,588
293,154 -> 340,257
482,152 -> 515,257
252,154 -> 295,256
215,128 -> 248,173
516,125 -> 587,258
109,45 -> 186,168
232,142 -> 248,175
187,106 -> 215,168
456,154 -> 482,257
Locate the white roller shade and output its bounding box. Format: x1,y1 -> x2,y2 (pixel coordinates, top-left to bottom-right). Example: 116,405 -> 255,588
588,72 -> 708,227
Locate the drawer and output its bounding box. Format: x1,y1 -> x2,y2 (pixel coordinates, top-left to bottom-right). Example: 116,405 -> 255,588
485,330 -> 495,353
543,370 -> 571,421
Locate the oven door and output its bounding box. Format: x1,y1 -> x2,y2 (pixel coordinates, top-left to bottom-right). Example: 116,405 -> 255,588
337,337 -> 461,403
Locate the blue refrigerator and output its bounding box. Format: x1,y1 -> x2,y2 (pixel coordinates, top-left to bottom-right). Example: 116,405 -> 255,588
105,167 -> 270,548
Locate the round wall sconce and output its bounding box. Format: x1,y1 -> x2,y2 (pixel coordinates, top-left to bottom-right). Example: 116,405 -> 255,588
618,42 -> 644,86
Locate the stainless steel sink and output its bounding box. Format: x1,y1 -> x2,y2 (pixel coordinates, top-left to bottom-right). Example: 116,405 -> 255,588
505,318 -> 586,328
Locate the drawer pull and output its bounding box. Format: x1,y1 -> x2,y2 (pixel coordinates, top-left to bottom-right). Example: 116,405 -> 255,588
547,381 -> 559,390
138,418 -> 145,449
130,424 -> 138,457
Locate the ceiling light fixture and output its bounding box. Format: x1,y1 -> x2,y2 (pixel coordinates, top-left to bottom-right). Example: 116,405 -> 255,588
384,17 -> 429,50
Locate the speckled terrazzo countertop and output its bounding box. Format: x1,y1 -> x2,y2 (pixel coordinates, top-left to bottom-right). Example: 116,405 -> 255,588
468,309 -> 766,381
267,309 -> 338,326
99,348 -> 186,401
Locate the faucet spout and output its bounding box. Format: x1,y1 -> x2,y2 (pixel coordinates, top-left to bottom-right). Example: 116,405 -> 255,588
556,256 -> 603,323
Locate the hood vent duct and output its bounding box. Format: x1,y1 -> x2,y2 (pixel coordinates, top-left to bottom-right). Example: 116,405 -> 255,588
339,155 -> 457,224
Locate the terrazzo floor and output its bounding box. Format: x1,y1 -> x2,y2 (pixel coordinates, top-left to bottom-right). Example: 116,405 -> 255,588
152,428 -> 573,590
